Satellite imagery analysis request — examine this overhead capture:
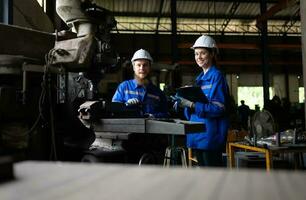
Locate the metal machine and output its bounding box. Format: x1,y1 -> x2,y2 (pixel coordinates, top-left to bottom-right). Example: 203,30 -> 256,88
0,0 -> 118,161
0,0 -> 203,164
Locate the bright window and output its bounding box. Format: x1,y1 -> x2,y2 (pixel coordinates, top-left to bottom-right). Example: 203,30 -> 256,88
36,0 -> 46,12
159,83 -> 165,91
299,87 -> 304,103
238,87 -> 273,110
36,0 -> 43,6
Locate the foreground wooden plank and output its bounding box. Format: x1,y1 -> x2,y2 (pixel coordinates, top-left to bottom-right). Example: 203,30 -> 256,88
0,161 -> 305,200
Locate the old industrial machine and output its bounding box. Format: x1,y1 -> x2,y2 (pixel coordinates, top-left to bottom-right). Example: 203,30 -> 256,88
0,0 -> 119,160
0,0 -> 120,161
0,0 -> 203,164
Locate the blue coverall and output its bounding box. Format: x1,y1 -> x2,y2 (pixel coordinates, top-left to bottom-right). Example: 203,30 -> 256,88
184,66 -> 229,166
112,79 -> 168,118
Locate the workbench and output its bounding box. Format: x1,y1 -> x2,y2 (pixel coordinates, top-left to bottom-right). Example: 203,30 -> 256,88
228,142 -> 306,171
91,118 -> 205,165
1,161 -> 306,200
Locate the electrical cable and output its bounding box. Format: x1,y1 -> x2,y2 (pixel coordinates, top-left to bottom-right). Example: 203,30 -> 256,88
45,49 -> 60,161
25,48 -> 64,160
47,72 -> 57,160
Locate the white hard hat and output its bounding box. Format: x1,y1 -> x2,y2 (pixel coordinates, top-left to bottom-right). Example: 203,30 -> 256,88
131,49 -> 153,63
191,35 -> 217,49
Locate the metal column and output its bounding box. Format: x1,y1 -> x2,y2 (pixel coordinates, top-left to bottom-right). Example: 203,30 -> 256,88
300,0 -> 306,128
171,0 -> 181,88
0,0 -> 13,24
154,0 -> 165,62
260,0 -> 270,107
171,0 -> 178,64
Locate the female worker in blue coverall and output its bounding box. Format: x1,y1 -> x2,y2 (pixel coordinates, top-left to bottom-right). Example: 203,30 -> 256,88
112,49 -> 168,118
174,35 -> 229,167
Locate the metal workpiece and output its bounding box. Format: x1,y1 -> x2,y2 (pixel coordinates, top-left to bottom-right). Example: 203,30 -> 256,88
94,118 -> 146,133
145,119 -> 204,135
93,118 -> 204,135
95,131 -> 131,140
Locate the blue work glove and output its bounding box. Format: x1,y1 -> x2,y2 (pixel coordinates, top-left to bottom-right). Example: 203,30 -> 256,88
171,96 -> 195,110
125,98 -> 140,106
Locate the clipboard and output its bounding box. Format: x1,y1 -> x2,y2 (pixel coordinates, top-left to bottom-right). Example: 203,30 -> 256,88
176,86 -> 208,103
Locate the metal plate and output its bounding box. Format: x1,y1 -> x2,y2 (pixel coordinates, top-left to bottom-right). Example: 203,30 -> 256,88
93,118 -> 204,135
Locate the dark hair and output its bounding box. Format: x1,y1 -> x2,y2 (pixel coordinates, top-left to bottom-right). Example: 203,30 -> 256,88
204,47 -> 217,65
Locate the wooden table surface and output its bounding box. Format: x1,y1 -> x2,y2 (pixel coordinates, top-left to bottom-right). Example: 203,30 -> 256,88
0,161 -> 306,200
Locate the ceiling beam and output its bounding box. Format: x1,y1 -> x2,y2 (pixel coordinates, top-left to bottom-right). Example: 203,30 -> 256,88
155,0 -> 165,33
220,2 -> 240,32
256,0 -> 298,28
178,42 -> 301,50
282,6 -> 300,34
113,12 -> 297,21
172,65 -> 301,74
177,0 -> 278,2
171,60 -> 301,66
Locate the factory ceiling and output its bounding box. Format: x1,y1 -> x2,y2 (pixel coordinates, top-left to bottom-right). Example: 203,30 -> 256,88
91,0 -> 302,74
95,0 -> 301,36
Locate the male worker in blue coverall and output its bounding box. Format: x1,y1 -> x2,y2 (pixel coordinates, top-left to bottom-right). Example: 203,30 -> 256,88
112,49 -> 168,163
174,35 -> 229,167
112,49 -> 168,118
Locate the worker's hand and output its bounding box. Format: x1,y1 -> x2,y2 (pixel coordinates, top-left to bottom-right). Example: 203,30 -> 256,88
172,96 -> 195,109
125,98 -> 140,106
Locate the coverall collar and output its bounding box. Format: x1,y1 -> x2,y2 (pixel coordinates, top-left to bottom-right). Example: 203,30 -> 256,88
196,65 -> 216,84
132,79 -> 151,89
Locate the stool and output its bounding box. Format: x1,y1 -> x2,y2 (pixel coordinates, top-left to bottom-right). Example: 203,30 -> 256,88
188,148 -> 198,166
163,146 -> 187,167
